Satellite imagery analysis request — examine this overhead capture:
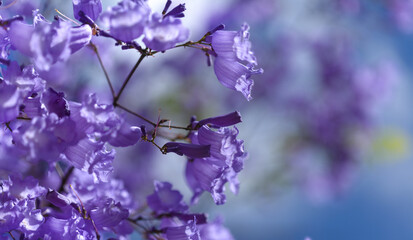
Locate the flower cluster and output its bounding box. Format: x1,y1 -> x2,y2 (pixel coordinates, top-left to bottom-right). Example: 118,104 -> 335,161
0,0 -> 261,239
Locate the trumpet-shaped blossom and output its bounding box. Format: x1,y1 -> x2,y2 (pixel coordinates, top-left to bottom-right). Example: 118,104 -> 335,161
186,125 -> 246,205
210,23 -> 263,100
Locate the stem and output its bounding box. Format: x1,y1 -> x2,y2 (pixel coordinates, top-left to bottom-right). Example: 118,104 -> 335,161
90,218 -> 101,240
114,53 -> 146,105
16,116 -> 32,120
55,163 -> 64,178
116,104 -> 192,130
58,166 -> 74,193
5,122 -> 12,132
127,218 -> 148,231
150,40 -> 209,55
8,232 -> 16,240
116,104 -> 156,127
90,42 -> 116,98
0,0 -> 18,9
148,139 -> 165,153
158,124 -> 191,130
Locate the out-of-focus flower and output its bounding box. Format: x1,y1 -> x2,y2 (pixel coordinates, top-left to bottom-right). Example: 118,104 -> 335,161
143,13 -> 189,51
100,0 -> 150,42
73,0 -> 103,21
8,17 -> 92,71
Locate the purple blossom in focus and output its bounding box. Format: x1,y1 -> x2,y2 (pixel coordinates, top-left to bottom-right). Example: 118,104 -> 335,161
187,125 -> 246,205
210,23 -> 263,101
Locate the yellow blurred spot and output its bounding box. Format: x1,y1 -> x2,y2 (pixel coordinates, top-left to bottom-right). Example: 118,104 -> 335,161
372,130 -> 410,161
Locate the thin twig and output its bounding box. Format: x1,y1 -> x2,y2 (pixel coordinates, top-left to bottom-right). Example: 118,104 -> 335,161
90,218 -> 101,240
58,166 -> 74,193
16,116 -> 32,120
90,42 -> 116,98
8,231 -> 16,240
127,218 -> 148,231
0,0 -> 18,9
147,139 -> 165,153
116,104 -> 191,130
55,9 -> 80,26
55,163 -> 64,178
158,124 -> 191,130
116,104 -> 156,126
5,122 -> 12,132
114,53 -> 146,105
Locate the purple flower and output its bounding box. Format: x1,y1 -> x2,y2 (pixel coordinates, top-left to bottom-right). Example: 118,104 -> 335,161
16,199 -> 45,236
29,20 -> 72,71
69,170 -> 136,210
185,158 -> 227,205
100,0 -> 151,42
147,181 -> 188,214
7,21 -> 34,57
197,126 -> 245,173
46,190 -> 71,208
0,200 -> 24,233
186,126 -> 246,205
0,81 -> 20,123
107,121 -> 142,147
143,13 -> 189,51
163,217 -> 201,240
33,208 -> 96,240
164,142 -> 211,159
70,94 -> 142,147
388,0 -> 413,32
69,24 -> 93,53
199,217 -> 235,240
8,18 -> 92,71
73,0 -> 103,21
192,111 -> 242,129
8,175 -> 46,199
12,115 -> 75,162
63,137 -> 115,182
163,2 -> 186,18
0,24 -> 11,61
42,88 -> 70,118
210,23 -> 263,100
0,176 -> 46,236
89,197 -> 129,229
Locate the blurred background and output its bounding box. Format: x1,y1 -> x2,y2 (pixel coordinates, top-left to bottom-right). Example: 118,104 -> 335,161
3,0 -> 413,239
